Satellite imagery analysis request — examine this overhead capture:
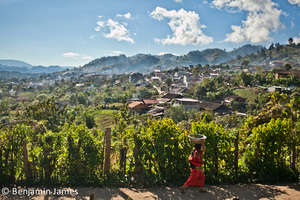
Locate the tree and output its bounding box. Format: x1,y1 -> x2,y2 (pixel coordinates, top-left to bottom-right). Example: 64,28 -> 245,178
77,92 -> 87,105
284,63 -> 292,71
245,118 -> 296,182
193,84 -> 206,100
192,64 -> 201,74
113,105 -> 133,175
165,105 -> 188,123
138,118 -> 188,184
0,98 -> 11,117
136,87 -> 153,99
242,59 -> 250,68
84,113 -> 96,129
240,72 -> 253,87
165,77 -> 172,87
288,37 -> 294,45
24,98 -> 66,132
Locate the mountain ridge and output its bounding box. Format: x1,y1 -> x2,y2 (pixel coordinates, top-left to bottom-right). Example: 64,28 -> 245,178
81,44 -> 263,74
0,59 -> 32,68
225,43 -> 300,66
0,44 -> 264,76
0,59 -> 73,74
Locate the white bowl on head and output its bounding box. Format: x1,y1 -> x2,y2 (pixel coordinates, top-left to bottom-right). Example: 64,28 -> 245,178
188,134 -> 207,144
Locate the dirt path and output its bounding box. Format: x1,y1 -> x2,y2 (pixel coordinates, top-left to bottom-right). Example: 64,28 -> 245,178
0,183 -> 299,200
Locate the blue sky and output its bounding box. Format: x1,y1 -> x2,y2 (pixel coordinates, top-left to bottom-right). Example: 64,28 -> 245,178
0,0 -> 300,66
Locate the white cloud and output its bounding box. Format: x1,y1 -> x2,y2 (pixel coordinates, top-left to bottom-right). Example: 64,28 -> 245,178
212,0 -> 282,43
95,18 -> 134,43
174,0 -> 182,3
288,0 -> 300,6
104,19 -> 134,43
150,7 -> 213,45
294,35 -> 300,44
95,27 -> 101,32
63,52 -> 80,58
117,12 -> 131,19
63,52 -> 92,60
96,21 -> 105,29
158,52 -> 169,55
95,20 -> 105,32
112,51 -> 125,55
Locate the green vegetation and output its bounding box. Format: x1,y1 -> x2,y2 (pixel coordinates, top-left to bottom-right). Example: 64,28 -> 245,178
0,90 -> 299,186
227,42 -> 300,66
0,45 -> 300,187
234,88 -> 259,104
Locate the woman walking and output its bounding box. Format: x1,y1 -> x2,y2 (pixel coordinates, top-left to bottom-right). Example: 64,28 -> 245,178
180,141 -> 206,193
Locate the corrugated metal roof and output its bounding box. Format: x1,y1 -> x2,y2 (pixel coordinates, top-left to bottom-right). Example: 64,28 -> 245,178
176,98 -> 199,103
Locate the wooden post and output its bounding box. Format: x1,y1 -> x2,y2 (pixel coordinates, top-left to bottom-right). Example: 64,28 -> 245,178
22,141 -> 32,181
119,147 -> 127,175
104,128 -> 111,174
133,135 -> 144,183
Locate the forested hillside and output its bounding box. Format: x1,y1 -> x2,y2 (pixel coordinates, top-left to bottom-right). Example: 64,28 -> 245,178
81,44 -> 262,74
226,43 -> 300,67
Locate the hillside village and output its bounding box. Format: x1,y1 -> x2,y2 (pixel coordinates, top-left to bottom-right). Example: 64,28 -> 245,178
2,1 -> 300,197
128,65 -> 299,118
1,42 -> 300,191
1,44 -> 300,126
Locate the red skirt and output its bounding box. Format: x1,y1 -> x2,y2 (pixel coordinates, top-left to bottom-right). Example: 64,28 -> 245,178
184,168 -> 205,187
